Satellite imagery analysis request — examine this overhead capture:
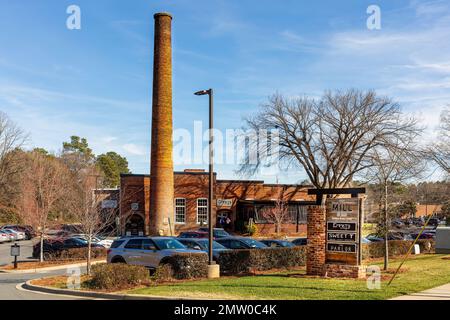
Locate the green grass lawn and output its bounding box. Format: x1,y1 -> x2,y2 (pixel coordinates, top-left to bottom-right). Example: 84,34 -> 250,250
128,254 -> 450,300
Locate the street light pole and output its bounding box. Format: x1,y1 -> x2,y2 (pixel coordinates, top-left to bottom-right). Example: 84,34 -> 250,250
208,89 -> 214,266
194,88 -> 215,267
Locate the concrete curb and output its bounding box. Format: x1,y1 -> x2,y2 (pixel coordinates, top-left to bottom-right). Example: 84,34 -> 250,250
0,260 -> 106,274
21,279 -> 208,300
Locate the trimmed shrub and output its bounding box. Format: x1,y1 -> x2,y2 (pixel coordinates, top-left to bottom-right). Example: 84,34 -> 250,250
152,263 -> 174,282
44,248 -> 107,261
217,246 -> 306,275
245,223 -> 257,236
362,240 -> 435,260
160,252 -> 208,280
89,263 -> 150,290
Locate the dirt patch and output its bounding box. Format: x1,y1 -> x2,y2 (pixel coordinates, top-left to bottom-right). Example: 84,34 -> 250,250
0,259 -> 105,271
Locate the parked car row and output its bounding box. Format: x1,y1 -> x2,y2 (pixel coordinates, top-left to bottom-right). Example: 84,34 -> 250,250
32,237 -> 105,259
391,217 -> 444,228
366,230 -> 436,242
178,227 -> 232,239
0,226 -> 28,243
107,228 -> 311,270
178,228 -> 309,248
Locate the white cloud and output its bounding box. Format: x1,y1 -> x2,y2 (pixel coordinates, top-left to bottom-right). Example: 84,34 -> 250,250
122,143 -> 146,156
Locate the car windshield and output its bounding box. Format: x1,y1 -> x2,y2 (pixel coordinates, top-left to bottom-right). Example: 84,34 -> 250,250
214,229 -> 230,237
153,238 -> 185,250
240,238 -> 267,248
196,240 -> 227,250
71,238 -> 87,244
111,240 -> 125,248
279,241 -> 295,247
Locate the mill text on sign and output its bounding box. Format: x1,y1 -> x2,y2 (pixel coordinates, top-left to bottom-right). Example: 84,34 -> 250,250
327,198 -> 359,221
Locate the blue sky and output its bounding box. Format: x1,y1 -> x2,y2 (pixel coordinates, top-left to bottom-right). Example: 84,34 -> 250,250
0,0 -> 449,183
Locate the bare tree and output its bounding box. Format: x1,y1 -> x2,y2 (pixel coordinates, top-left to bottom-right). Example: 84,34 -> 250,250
18,151 -> 68,262
68,166 -> 117,275
431,107 -> 450,175
363,135 -> 425,270
259,197 -> 289,235
241,90 -> 420,191
0,112 -> 28,218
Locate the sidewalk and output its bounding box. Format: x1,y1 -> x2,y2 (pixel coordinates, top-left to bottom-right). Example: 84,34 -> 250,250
392,283 -> 450,300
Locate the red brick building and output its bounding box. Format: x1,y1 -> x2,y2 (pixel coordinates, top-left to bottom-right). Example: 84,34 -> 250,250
119,169 -> 315,236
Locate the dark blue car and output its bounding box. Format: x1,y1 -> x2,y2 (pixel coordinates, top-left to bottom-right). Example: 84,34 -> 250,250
261,239 -> 296,248
176,238 -> 229,260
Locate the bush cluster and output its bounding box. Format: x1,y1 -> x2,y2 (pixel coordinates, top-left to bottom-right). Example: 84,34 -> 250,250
217,246 -> 307,275
362,239 -> 435,259
158,252 -> 208,280
44,248 -> 107,261
89,263 -> 150,290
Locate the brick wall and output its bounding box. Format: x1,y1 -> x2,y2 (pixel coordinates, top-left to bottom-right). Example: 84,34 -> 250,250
120,172 -> 314,235
306,205 -> 326,276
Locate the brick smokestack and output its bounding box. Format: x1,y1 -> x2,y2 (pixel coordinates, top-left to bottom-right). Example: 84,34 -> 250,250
149,12 -> 174,236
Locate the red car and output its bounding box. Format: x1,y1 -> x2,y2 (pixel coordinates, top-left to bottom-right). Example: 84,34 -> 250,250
411,232 -> 434,240
178,231 -> 208,239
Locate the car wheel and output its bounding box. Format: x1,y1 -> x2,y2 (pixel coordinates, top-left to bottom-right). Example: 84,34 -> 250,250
43,252 -> 52,261
111,256 -> 126,264
155,259 -> 175,280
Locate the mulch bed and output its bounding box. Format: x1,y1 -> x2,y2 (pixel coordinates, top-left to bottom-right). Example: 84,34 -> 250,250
0,259 -> 105,271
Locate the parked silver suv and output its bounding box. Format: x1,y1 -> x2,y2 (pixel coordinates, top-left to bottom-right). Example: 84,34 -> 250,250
107,237 -> 205,269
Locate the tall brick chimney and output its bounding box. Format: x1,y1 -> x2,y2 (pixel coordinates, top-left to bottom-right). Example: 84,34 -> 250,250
149,12 -> 174,236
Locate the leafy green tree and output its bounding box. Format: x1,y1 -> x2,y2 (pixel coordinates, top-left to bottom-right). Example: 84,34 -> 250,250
61,136 -> 95,173
62,136 -> 94,160
96,151 -> 130,187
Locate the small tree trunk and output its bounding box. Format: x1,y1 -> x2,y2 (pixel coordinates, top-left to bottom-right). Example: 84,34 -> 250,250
39,233 -> 44,263
87,237 -> 92,276
384,182 -> 389,271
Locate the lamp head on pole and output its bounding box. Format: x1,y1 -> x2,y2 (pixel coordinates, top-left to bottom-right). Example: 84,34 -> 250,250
194,89 -> 211,96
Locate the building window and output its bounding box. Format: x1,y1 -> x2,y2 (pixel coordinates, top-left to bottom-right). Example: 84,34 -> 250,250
175,198 -> 186,224
287,205 -> 307,223
197,198 -> 208,224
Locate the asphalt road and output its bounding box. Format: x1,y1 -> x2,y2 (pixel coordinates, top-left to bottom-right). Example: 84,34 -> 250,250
0,240 -> 36,267
0,241 -> 87,300
0,270 -> 85,300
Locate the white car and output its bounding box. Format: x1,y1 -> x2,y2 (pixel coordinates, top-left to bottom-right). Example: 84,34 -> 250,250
72,234 -> 114,248
1,229 -> 18,241
3,229 -> 26,241
0,231 -> 10,243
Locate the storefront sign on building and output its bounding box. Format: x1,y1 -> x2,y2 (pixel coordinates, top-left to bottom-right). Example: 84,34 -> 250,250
102,200 -> 118,209
217,199 -> 233,207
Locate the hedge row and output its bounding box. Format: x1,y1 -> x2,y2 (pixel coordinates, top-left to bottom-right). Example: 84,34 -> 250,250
87,240 -> 435,289
44,248 -> 107,261
160,252 -> 209,280
362,239 -> 435,259
89,263 -> 150,290
217,246 -> 306,275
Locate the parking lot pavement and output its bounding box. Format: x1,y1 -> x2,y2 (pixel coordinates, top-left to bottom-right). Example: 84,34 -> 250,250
0,269 -> 87,300
0,240 -> 37,267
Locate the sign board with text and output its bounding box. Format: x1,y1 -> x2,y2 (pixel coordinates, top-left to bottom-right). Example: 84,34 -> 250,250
326,198 -> 360,264
217,199 -> 233,207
